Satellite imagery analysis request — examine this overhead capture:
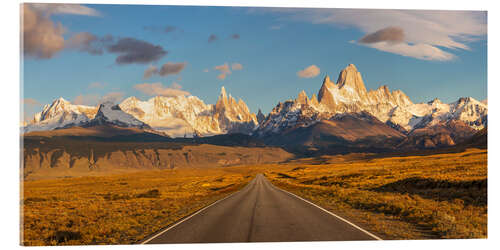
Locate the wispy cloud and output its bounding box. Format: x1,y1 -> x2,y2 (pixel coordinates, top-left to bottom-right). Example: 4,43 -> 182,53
260,8 -> 486,61
73,91 -> 125,105
213,62 -> 243,80
230,34 -> 240,39
358,26 -> 404,44
134,82 -> 190,97
297,65 -> 320,78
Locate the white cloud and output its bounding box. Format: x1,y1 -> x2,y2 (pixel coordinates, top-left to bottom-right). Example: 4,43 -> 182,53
29,3 -> 100,16
297,65 -> 320,78
262,8 -> 486,61
134,82 -> 190,97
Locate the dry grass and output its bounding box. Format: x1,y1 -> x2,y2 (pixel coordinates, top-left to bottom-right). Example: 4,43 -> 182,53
21,167 -> 259,246
22,148 -> 487,245
263,148 -> 487,239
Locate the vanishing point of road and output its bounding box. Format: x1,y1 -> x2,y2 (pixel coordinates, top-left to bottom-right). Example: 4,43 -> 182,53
141,174 -> 381,244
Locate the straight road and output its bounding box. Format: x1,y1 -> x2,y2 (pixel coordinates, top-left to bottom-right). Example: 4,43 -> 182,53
141,174 -> 381,244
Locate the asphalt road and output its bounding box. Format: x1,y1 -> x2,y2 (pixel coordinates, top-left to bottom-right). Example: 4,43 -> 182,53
141,174 -> 381,244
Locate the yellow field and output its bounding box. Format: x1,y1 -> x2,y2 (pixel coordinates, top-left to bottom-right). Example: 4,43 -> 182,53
21,167 -> 260,245
22,148 -> 487,245
264,148 -> 487,239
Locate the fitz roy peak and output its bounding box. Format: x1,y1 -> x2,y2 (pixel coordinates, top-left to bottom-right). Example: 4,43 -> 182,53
257,64 -> 487,136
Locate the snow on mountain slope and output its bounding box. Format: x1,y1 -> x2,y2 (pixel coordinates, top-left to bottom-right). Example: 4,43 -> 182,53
258,64 -> 487,136
119,87 -> 257,137
23,97 -> 98,133
84,101 -> 150,129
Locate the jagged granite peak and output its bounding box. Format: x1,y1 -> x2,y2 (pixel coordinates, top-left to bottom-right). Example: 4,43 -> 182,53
309,93 -> 319,107
296,90 -> 309,105
257,63 -> 487,137
256,109 -> 266,124
120,87 -> 258,137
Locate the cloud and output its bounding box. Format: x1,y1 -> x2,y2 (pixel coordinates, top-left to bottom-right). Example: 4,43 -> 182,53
29,3 -> 100,16
134,82 -> 190,97
23,98 -> 39,106
231,63 -> 243,71
231,34 -> 240,39
217,74 -> 227,80
106,37 -> 167,65
159,62 -> 186,76
214,63 -> 231,80
143,62 -> 186,79
73,92 -> 125,105
261,8 -> 486,61
297,65 -> 320,78
213,62 -> 243,80
368,42 -> 456,61
22,4 -> 65,59
88,82 -> 106,89
359,26 -> 404,44
73,94 -> 100,106
215,63 -> 231,74
65,32 -> 106,55
164,26 -> 176,33
203,69 -> 209,72
22,3 -> 100,59
99,92 -> 124,104
143,65 -> 158,79
208,34 -> 218,43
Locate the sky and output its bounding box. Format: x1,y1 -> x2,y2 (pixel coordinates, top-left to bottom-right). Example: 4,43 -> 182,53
21,3 -> 487,121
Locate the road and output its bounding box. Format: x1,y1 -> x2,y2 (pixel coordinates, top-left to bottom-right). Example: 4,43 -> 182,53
141,174 -> 381,244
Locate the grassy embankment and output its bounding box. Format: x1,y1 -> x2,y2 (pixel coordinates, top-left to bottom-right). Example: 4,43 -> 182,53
22,167 -> 258,245
265,148 -> 487,239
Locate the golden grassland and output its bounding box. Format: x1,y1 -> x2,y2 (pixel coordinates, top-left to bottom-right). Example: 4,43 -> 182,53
22,148 -> 487,245
263,148 -> 487,239
21,167 -> 261,246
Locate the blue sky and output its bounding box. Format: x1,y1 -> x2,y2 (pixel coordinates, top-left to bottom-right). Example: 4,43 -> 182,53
22,4 -> 487,120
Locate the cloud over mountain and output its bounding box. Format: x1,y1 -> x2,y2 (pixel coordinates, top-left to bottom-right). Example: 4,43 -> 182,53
134,82 -> 190,97
297,65 -> 320,78
262,8 -> 486,61
359,26 -> 404,44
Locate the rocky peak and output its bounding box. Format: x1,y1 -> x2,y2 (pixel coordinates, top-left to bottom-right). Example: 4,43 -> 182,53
336,64 -> 369,100
90,101 -> 150,129
256,109 -> 266,124
296,90 -> 309,105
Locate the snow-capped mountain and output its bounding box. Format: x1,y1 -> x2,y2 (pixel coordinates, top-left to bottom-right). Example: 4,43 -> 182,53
257,64 -> 487,136
25,87 -> 258,137
24,97 -> 98,133
119,87 -> 257,137
83,101 -> 151,129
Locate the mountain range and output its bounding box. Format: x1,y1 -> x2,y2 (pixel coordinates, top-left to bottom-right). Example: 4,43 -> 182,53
23,64 -> 487,152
